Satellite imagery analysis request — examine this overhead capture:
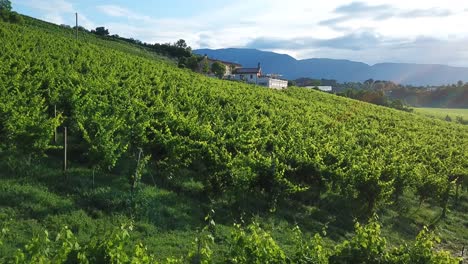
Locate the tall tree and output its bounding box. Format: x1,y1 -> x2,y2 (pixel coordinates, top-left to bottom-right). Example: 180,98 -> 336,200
0,0 -> 11,11
211,62 -> 226,78
201,60 -> 210,74
93,27 -> 109,36
174,39 -> 188,49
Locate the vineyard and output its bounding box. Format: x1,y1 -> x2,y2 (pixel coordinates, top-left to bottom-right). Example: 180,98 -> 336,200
0,15 -> 467,263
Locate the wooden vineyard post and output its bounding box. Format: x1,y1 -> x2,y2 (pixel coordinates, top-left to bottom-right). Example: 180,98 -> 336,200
63,126 -> 67,172
54,104 -> 57,143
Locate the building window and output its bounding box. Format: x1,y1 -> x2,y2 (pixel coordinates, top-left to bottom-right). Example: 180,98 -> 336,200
250,74 -> 253,79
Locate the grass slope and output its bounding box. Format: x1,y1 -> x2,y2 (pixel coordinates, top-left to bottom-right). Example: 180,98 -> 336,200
0,17 -> 467,262
415,107 -> 468,121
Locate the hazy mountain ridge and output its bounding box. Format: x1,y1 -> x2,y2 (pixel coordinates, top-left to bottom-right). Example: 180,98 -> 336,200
195,48 -> 468,85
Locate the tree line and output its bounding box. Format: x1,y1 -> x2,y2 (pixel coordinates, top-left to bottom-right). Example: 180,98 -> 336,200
0,0 -> 23,24
294,78 -> 468,109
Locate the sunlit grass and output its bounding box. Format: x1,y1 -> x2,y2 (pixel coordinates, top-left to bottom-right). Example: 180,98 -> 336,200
414,107 -> 468,121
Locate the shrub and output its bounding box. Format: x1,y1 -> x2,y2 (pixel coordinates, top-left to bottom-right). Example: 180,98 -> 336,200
389,227 -> 461,264
330,217 -> 389,264
291,225 -> 330,264
226,222 -> 287,263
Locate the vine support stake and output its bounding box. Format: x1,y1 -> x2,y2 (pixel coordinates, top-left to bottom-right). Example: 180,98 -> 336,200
63,126 -> 68,172
132,148 -> 143,193
54,104 -> 57,143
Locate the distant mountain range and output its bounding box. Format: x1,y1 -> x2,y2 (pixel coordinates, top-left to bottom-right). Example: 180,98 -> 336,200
194,48 -> 468,86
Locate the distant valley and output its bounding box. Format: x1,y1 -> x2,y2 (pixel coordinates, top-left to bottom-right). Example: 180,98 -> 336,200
195,48 -> 468,86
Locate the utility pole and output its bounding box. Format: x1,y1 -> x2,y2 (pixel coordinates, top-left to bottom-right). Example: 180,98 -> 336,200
75,13 -> 78,39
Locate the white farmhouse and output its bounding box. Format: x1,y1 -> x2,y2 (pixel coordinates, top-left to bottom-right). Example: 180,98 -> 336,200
231,63 -> 288,89
257,76 -> 288,90
232,64 -> 262,83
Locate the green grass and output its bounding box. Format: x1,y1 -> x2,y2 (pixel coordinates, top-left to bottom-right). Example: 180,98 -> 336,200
1,164 -> 467,261
414,107 -> 468,122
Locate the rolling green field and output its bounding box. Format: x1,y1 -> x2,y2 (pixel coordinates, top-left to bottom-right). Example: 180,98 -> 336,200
414,107 -> 468,122
0,14 -> 467,263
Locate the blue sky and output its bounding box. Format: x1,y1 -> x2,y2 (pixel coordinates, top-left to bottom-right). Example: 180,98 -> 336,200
12,0 -> 468,67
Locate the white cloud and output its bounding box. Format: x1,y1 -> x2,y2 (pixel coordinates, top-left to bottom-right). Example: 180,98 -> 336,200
97,5 -> 133,17
16,0 -> 73,13
15,0 -> 95,28
15,0 -> 72,24
96,5 -> 154,23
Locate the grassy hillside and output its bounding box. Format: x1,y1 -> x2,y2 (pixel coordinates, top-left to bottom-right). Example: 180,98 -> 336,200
415,107 -> 468,123
0,17 -> 467,263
